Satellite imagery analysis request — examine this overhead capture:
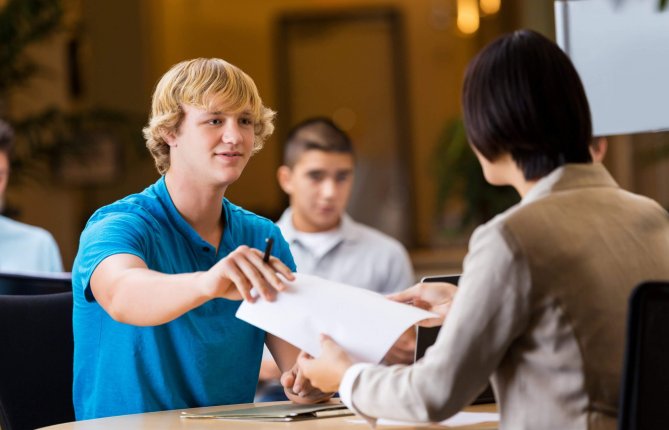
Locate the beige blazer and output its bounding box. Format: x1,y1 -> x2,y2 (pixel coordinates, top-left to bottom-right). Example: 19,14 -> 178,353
349,164 -> 669,430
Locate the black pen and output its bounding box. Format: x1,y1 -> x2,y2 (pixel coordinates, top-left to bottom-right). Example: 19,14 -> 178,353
262,237 -> 274,263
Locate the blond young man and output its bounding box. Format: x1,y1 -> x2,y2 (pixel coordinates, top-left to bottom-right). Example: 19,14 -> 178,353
72,58 -> 329,420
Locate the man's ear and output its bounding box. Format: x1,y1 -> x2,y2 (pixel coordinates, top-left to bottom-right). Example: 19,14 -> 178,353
163,130 -> 178,148
277,166 -> 293,194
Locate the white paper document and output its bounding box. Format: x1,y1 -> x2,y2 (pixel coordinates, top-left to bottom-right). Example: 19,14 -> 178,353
348,411 -> 500,427
236,273 -> 437,363
438,412 -> 499,427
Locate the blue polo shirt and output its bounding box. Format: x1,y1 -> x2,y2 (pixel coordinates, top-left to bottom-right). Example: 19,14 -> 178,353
72,176 -> 295,420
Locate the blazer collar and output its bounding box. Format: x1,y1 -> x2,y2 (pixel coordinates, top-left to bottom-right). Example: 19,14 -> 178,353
522,163 -> 619,206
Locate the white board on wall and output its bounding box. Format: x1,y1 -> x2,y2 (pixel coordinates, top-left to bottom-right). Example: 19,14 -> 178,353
555,0 -> 669,136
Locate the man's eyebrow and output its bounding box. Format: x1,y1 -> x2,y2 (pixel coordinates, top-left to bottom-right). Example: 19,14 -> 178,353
205,109 -> 253,116
192,110 -> 218,119
305,168 -> 353,174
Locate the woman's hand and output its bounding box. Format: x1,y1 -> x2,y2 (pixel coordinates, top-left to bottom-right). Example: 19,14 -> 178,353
382,327 -> 416,365
296,334 -> 354,393
387,282 -> 458,327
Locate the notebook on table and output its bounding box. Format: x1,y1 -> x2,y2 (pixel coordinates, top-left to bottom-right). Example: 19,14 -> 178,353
180,401 -> 352,422
415,274 -> 496,405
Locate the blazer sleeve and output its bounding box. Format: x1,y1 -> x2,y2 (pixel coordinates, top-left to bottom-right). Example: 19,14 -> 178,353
348,219 -> 532,422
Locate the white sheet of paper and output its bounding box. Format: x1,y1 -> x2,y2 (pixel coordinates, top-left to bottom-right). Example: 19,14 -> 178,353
347,411 -> 500,427
438,412 -> 499,427
235,273 -> 437,363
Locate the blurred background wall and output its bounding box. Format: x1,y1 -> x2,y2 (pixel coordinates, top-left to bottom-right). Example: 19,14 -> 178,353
2,0 -> 667,275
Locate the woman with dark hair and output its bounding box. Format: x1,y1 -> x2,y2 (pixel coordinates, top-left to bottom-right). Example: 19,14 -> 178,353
296,30 -> 669,429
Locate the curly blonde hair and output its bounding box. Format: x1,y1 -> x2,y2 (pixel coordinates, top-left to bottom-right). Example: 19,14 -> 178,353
143,58 -> 276,174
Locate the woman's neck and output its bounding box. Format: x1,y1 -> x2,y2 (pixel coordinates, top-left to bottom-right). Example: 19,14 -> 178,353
515,179 -> 538,198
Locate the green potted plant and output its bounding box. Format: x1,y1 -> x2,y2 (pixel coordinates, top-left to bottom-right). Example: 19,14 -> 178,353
0,0 -> 143,192
432,118 -> 519,240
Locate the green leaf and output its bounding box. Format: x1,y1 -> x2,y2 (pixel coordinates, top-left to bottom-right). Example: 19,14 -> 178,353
432,118 -> 519,233
0,0 -> 63,93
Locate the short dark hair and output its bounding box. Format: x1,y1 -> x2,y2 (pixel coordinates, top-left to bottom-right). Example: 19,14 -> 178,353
282,117 -> 354,168
462,29 -> 592,180
0,119 -> 14,157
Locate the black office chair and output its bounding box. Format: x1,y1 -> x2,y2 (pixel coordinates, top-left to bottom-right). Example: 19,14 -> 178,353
0,272 -> 71,295
618,281 -> 669,430
0,292 -> 75,430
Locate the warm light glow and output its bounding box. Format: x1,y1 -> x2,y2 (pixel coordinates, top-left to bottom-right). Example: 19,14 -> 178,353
457,0 -> 480,35
480,0 -> 501,15
332,107 -> 357,131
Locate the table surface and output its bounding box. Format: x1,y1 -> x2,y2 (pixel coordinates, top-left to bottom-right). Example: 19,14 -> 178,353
40,402 -> 498,430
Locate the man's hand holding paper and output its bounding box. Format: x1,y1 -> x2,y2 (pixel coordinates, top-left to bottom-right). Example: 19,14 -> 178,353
279,359 -> 334,404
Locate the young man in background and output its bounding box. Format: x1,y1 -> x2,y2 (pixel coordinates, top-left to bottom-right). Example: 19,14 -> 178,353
257,117 -> 416,400
276,117 -> 415,295
0,119 -> 63,274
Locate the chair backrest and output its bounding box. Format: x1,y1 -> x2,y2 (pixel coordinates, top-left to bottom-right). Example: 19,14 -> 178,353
415,274 -> 496,405
0,292 -> 75,430
618,281 -> 669,430
0,272 -> 71,295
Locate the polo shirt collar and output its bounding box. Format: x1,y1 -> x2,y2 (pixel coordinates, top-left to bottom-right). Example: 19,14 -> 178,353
277,208 -> 360,241
154,176 -> 226,255
339,213 -> 360,242
277,208 -> 360,256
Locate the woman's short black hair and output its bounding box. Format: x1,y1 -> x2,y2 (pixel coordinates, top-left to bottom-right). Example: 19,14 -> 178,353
462,29 -> 593,180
